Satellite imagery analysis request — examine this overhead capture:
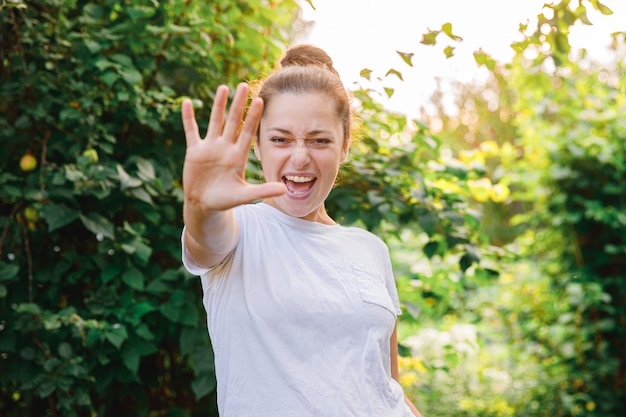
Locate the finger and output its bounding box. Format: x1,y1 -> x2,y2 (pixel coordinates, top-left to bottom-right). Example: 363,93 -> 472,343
181,99 -> 200,146
237,97 -> 264,153
206,85 -> 230,140
222,83 -> 250,142
239,182 -> 287,204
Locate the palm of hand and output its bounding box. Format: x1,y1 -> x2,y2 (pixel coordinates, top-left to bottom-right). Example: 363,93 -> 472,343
181,84 -> 285,212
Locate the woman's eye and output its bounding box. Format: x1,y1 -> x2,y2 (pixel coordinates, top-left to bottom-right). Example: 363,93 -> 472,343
313,138 -> 331,145
270,137 -> 287,143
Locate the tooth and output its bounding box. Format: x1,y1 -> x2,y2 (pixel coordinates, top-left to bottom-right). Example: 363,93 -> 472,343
286,175 -> 313,183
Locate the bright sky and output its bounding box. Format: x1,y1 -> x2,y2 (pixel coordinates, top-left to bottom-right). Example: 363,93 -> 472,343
295,0 -> 626,116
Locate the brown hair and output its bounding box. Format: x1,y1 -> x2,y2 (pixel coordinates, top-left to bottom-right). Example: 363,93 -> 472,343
253,44 -> 352,142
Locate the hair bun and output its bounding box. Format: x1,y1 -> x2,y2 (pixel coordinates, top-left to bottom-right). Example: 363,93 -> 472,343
280,44 -> 339,77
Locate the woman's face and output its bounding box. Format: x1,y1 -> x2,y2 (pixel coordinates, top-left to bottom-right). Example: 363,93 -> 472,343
254,92 -> 349,224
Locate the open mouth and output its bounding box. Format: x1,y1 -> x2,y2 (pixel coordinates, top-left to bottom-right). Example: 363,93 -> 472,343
283,175 -> 316,196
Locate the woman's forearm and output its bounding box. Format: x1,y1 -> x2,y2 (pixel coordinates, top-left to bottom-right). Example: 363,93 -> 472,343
183,203 -> 238,268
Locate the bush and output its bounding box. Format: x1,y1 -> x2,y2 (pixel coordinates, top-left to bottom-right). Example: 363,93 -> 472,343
0,1 -> 299,415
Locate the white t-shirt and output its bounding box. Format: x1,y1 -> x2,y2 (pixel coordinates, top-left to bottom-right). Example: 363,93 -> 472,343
182,203 -> 412,417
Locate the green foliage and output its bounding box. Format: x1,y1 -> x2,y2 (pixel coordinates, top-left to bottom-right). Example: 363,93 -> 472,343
505,33 -> 626,415
385,1 -> 625,416
3,1 -> 623,416
0,1 -> 299,416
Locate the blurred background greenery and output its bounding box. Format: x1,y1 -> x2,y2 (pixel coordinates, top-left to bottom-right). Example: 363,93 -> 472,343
1,1 -> 624,416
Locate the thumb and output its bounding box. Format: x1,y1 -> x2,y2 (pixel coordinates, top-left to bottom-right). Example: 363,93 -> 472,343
240,182 -> 287,203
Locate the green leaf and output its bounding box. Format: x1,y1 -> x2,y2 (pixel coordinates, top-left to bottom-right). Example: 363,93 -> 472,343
58,342 -> 73,359
79,213 -> 115,240
119,67 -> 143,85
135,324 -> 155,340
41,203 -> 79,232
0,327 -> 16,351
94,59 -> 115,71
575,5 -> 593,25
459,254 -> 472,272
385,68 -> 403,81
420,29 -> 439,45
82,4 -> 103,20
592,0 -> 613,15
159,303 -> 180,323
122,267 -> 144,291
464,244 -> 481,263
359,68 -> 373,80
160,300 -> 198,326
441,22 -> 463,41
117,164 -> 142,189
105,325 -> 128,349
83,38 -> 102,53
0,262 -> 19,281
146,279 -> 171,294
110,54 -> 133,67
2,2 -> 27,9
0,284 -> 7,298
122,350 -> 140,374
101,71 -> 118,86
136,158 -> 155,182
1,185 -> 22,198
473,50 -> 496,70
132,239 -> 153,265
130,188 -> 154,205
191,374 -> 216,400
423,241 -> 438,258
127,6 -> 154,21
444,349 -> 460,367
129,301 -> 156,319
65,165 -> 87,182
396,51 -> 414,67
101,263 -> 122,284
38,380 -> 56,398
165,23 -> 191,34
180,327 -> 207,356
444,46 -> 455,58
122,340 -> 157,374
20,347 -> 36,360
190,345 -> 215,373
418,211 -> 438,236
16,303 -> 42,315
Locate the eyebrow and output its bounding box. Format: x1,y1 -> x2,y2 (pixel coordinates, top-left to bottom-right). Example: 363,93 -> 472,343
268,127 -> 333,138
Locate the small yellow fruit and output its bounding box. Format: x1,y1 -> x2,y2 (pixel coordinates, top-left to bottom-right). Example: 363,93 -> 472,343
20,154 -> 37,172
82,149 -> 99,163
24,207 -> 39,222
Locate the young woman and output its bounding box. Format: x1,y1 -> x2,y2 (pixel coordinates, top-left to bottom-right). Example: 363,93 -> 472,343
181,44 -> 423,417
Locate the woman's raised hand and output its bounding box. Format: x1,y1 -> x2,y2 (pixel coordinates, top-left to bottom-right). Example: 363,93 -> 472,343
181,83 -> 286,212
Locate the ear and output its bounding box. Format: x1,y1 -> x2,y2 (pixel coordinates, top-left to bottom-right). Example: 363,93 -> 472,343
341,138 -> 352,162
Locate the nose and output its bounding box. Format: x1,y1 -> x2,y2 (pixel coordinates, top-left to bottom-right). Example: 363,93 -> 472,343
290,142 -> 311,168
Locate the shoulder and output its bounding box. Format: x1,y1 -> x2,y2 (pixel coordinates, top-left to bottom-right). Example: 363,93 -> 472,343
339,224 -> 388,247
334,225 -> 391,261
232,203 -> 272,224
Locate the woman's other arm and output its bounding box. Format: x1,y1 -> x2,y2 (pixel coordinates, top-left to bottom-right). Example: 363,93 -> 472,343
390,324 -> 424,417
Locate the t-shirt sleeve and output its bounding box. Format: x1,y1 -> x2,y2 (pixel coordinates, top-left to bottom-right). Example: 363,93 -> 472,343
180,226 -> 211,276
180,206 -> 245,277
379,240 -> 403,317
385,260 -> 403,317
